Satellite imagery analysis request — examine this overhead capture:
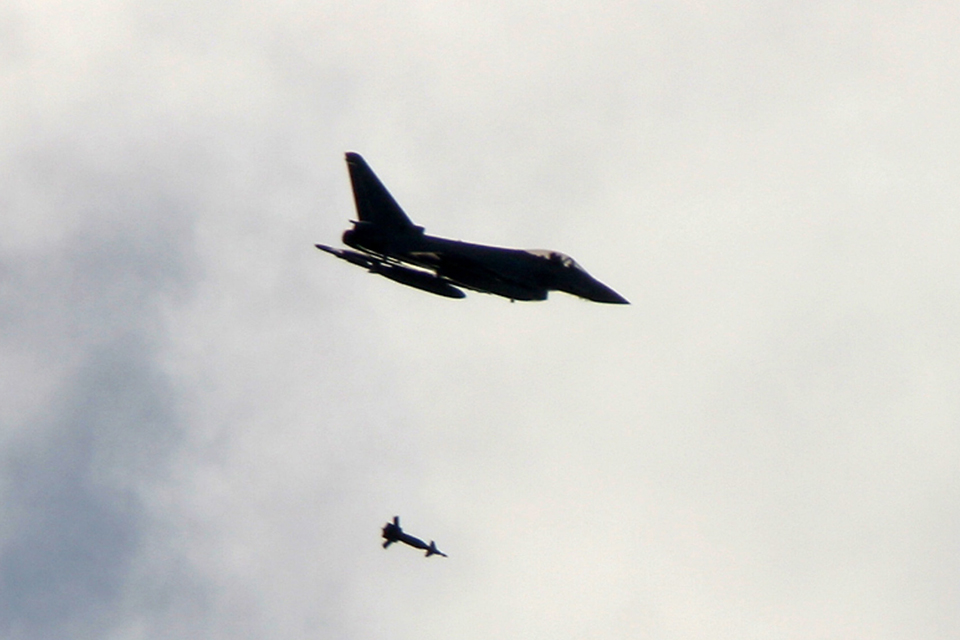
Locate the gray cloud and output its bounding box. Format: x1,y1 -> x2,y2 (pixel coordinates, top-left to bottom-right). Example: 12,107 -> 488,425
1,142 -> 196,637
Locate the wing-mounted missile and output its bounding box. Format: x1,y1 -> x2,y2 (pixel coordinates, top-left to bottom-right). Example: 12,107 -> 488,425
315,244 -> 377,269
373,264 -> 465,299
316,244 -> 466,299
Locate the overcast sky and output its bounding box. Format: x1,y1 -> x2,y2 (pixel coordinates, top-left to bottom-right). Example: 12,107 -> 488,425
2,1 -> 959,639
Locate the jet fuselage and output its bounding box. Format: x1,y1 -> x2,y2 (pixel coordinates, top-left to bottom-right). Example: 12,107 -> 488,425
342,222 -> 627,303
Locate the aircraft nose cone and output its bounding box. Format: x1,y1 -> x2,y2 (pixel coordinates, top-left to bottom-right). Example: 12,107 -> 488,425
603,292 -> 630,304
579,276 -> 629,304
559,271 -> 629,303
591,285 -> 630,304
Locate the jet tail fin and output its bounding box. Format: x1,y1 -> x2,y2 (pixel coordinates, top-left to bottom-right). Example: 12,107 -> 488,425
345,153 -> 421,233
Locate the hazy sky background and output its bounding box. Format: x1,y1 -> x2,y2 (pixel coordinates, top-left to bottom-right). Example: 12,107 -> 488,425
2,1 -> 959,639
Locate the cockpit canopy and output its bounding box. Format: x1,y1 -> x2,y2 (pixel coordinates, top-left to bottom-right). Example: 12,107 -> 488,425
526,249 -> 587,273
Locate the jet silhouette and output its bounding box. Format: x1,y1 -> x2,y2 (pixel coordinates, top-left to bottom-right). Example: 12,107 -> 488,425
316,152 -> 629,303
381,516 -> 447,557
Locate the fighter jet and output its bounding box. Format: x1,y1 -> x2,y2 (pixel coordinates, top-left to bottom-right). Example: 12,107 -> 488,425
316,152 -> 629,303
381,516 -> 447,557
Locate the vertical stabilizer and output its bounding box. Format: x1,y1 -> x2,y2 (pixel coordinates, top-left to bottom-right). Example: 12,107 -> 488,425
345,153 -> 420,232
